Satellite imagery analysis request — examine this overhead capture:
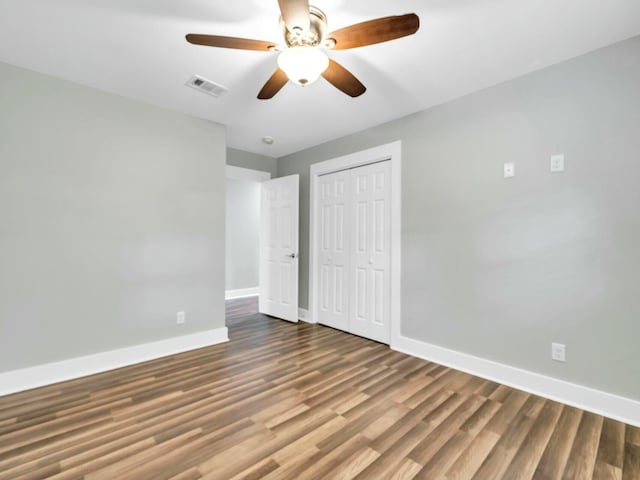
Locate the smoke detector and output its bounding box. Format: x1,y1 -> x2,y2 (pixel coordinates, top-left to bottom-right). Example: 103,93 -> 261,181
185,75 -> 229,98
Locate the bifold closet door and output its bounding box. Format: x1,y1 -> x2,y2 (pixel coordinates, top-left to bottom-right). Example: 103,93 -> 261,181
349,161 -> 391,344
317,169 -> 351,332
316,161 -> 391,344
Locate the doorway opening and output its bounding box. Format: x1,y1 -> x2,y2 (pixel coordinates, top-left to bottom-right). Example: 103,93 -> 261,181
225,166 -> 270,318
225,165 -> 301,326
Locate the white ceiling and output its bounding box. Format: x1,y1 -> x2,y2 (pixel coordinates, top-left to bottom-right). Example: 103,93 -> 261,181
1,0 -> 640,157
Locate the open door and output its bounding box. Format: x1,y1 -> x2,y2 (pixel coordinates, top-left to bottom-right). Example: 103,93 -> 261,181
259,175 -> 299,322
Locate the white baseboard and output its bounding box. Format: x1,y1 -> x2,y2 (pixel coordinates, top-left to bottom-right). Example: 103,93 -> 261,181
0,327 -> 229,397
392,334 -> 640,428
298,308 -> 314,323
225,287 -> 259,299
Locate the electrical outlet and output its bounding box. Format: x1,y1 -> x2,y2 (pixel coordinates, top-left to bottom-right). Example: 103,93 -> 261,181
504,162 -> 515,178
551,343 -> 566,362
550,154 -> 565,173
176,311 -> 186,325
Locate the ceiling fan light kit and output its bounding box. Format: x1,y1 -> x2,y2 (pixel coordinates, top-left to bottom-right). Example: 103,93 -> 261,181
186,0 -> 419,99
277,46 -> 329,85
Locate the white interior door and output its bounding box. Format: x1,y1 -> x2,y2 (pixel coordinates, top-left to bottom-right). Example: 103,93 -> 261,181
259,175 -> 299,322
317,170 -> 351,331
349,161 -> 391,343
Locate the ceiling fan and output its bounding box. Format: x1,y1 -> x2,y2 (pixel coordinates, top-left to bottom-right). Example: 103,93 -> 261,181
185,0 -> 419,99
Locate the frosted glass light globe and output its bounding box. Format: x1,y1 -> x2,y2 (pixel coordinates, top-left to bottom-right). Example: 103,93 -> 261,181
277,46 -> 329,86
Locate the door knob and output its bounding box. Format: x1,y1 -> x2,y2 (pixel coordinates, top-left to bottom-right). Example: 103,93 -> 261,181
287,253 -> 298,259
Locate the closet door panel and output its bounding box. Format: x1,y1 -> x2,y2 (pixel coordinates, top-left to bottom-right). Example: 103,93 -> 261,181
349,161 -> 391,343
317,170 -> 351,331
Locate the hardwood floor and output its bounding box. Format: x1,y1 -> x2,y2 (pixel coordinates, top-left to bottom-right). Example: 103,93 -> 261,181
225,295 -> 261,326
1,297 -> 639,479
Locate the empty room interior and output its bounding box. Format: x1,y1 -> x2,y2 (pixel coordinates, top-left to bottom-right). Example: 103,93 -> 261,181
1,0 -> 640,479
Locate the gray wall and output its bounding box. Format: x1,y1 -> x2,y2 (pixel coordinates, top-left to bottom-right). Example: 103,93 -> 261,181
227,147 -> 277,177
225,178 -> 260,291
278,36 -> 640,400
0,62 -> 227,372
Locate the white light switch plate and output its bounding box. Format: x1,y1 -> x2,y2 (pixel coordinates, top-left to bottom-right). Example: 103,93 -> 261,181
504,162 -> 515,178
551,342 -> 566,362
550,154 -> 565,173
176,311 -> 186,325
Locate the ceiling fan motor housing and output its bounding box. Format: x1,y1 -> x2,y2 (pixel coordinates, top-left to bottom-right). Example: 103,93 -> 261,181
281,5 -> 327,47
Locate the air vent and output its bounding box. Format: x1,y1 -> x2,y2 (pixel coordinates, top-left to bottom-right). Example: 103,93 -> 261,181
185,75 -> 229,98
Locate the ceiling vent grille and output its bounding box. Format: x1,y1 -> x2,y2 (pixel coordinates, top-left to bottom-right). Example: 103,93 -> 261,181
185,75 -> 229,98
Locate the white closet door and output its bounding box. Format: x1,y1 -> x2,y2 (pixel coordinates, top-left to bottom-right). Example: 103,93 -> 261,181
317,170 -> 351,331
349,161 -> 391,343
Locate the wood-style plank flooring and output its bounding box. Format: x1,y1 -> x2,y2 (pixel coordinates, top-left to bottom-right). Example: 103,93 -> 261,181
225,295 -> 260,326
1,297 -> 639,479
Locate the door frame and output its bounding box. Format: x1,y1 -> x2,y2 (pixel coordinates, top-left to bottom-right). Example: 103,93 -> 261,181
226,165 -> 271,183
309,141 -> 402,345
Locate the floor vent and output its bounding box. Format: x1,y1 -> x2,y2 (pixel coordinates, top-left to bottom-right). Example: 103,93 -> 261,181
185,75 -> 229,98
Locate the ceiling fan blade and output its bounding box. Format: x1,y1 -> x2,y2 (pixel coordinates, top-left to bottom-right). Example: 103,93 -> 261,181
258,69 -> 289,99
186,34 -> 275,51
321,59 -> 366,98
327,13 -> 419,50
278,0 -> 310,32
